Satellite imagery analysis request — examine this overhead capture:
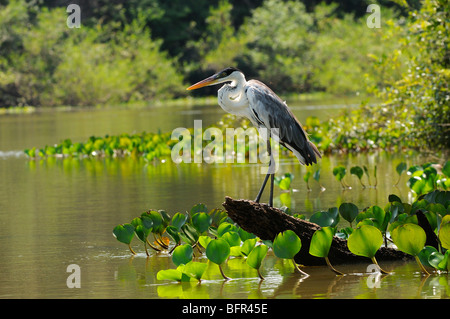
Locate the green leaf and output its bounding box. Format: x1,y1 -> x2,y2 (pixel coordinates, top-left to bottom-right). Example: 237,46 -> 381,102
172,244 -> 193,267
209,208 -> 228,227
171,212 -> 188,230
310,207 -> 339,227
280,193 -> 291,207
190,203 -> 208,215
442,160 -> 450,178
391,223 -> 426,256
429,251 -> 446,271
217,222 -> 238,237
198,235 -> 212,249
135,224 -> 151,243
339,202 -> 359,226
407,176 -> 434,195
181,261 -> 207,281
279,176 -> 291,190
131,216 -> 152,243
144,210 -> 164,234
350,166 -> 363,180
418,246 -> 439,269
309,227 -> 335,258
247,245 -> 268,270
191,212 -> 212,233
313,168 -> 321,182
180,223 -> 199,246
347,225 -> 383,259
206,238 -> 230,265
388,194 -> 402,203
396,162 -> 407,176
221,231 -> 241,247
303,170 -> 311,182
165,225 -> 181,244
273,230 -> 302,259
356,205 -> 389,231
238,228 -> 256,242
241,238 -> 257,256
156,269 -> 190,282
113,224 -> 135,245
439,215 -> 450,250
332,166 -> 346,181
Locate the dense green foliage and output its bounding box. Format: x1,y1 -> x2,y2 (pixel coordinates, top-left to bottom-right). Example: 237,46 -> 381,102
332,0 -> 449,150
0,1 -> 184,106
6,0 -> 448,152
0,0 -> 412,104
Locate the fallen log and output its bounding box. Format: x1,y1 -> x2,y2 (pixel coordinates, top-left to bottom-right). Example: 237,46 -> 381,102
222,197 -> 412,266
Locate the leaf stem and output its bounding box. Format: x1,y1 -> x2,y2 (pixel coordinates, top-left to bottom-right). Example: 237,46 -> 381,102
325,257 -> 344,275
371,257 -> 389,274
291,258 -> 309,277
128,243 -> 136,255
146,238 -> 161,251
218,264 -> 230,280
414,256 -> 431,275
257,268 -> 265,280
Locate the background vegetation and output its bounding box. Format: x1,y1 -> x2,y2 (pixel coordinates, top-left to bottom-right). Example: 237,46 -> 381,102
1,0 -> 448,150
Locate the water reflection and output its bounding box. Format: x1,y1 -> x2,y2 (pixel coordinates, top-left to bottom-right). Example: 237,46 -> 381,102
21,150 -> 426,216
110,255 -> 449,299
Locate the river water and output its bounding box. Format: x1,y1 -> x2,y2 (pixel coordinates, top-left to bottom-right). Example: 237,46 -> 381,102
0,100 -> 447,299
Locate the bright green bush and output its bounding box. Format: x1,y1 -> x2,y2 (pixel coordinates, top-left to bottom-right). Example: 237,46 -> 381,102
0,1 -> 184,107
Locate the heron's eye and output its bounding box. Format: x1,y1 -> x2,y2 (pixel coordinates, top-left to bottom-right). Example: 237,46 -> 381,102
221,72 -> 227,77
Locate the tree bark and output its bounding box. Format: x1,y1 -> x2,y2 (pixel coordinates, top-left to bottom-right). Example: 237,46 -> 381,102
222,197 -> 412,266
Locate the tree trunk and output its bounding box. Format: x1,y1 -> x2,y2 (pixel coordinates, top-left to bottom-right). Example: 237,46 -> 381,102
222,197 -> 412,266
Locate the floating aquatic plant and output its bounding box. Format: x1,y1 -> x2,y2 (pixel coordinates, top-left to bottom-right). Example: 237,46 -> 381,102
347,225 -> 389,274
309,227 -> 343,275
273,230 -> 308,276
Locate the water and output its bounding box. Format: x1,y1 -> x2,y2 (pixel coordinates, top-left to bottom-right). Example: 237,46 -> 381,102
0,100 -> 447,299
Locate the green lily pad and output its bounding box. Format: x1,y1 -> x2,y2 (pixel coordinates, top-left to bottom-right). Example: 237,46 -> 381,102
206,238 -> 230,265
347,225 -> 383,259
439,215 -> 450,250
192,212 -> 212,233
172,244 -> 193,267
310,207 -> 339,227
156,269 -> 191,282
309,227 -> 335,258
221,231 -> 241,247
273,230 -> 302,259
391,223 -> 426,256
339,202 -> 359,226
217,222 -> 238,237
241,238 -> 257,256
247,244 -> 268,270
333,166 -> 346,181
171,212 -> 188,230
181,261 -> 207,282
113,224 -> 135,245
350,166 -> 364,180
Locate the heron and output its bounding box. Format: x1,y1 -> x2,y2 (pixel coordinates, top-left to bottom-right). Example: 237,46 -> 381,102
187,67 -> 321,207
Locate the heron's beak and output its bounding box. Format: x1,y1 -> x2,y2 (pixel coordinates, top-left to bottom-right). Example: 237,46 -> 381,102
186,74 -> 219,90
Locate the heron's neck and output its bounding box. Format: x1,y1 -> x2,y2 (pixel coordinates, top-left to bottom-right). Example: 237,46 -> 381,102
227,72 -> 247,98
218,74 -> 249,115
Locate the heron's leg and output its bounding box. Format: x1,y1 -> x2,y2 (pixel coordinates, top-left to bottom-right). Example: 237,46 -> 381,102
255,135 -> 274,204
255,169 -> 270,203
269,173 -> 274,207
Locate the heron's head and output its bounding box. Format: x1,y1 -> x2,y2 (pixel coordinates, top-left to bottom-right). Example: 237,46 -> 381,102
187,67 -> 243,90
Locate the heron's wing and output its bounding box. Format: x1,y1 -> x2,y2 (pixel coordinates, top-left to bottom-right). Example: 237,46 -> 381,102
246,80 -> 321,165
